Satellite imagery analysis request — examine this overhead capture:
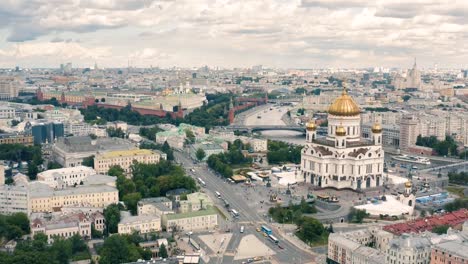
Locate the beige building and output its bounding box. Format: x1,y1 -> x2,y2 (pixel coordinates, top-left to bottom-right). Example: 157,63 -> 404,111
179,192 -> 214,213
137,197 -> 173,216
163,208 -> 218,232
94,149 -> 163,174
118,213 -> 161,234
399,115 -> 419,151
250,138 -> 268,152
30,212 -> 92,243
0,76 -> 21,100
29,182 -> 118,213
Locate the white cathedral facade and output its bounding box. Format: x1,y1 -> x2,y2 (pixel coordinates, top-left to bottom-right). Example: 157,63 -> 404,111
300,89 -> 385,190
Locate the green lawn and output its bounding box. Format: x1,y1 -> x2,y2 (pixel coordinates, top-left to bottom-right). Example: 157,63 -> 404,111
446,186 -> 465,198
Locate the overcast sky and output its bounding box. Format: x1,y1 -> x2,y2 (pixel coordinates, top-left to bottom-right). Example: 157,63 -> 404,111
0,0 -> 467,69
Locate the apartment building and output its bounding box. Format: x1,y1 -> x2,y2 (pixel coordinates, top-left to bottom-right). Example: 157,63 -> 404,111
0,185 -> 29,215
162,208 -> 218,232
94,149 -> 163,174
399,115 -> 419,151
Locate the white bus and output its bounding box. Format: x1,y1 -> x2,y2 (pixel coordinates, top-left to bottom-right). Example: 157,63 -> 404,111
197,177 -> 206,186
215,191 -> 221,198
231,209 -> 239,218
268,234 -> 279,244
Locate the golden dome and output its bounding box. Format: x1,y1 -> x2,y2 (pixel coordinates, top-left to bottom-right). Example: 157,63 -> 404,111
335,126 -> 346,136
372,123 -> 382,133
405,181 -> 412,188
328,89 -> 361,116
306,122 -> 317,131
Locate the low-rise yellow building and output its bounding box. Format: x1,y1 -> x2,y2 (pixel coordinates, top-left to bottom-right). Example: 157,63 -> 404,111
29,182 -> 118,213
94,149 -> 163,174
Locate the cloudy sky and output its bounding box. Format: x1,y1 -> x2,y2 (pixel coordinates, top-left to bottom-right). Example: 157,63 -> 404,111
0,0 -> 467,69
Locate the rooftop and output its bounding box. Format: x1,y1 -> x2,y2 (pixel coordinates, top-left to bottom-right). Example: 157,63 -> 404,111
29,181 -> 117,198
54,136 -> 136,153
433,240 -> 468,258
166,207 -> 217,221
119,214 -> 160,224
38,165 -> 95,177
138,197 -> 171,205
96,149 -> 158,159
384,209 -> 468,235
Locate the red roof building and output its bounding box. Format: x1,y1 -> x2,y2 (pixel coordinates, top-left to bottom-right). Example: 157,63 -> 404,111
383,209 -> 468,235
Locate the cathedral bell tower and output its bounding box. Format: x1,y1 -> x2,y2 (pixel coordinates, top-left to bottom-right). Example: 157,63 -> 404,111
372,123 -> 382,145
306,122 -> 317,142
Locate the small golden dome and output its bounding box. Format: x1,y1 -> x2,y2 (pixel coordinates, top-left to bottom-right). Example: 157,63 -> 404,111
372,123 -> 382,133
405,181 -> 412,188
306,122 -> 317,131
335,126 -> 346,136
328,88 -> 361,116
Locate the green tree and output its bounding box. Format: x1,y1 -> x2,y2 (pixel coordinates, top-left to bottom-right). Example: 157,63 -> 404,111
123,192 -> 142,215
444,198 -> 468,212
185,129 -> 195,144
159,243 -> 168,258
51,237 -> 72,264
82,155 -> 94,168
432,225 -> 450,235
348,208 -> 368,223
295,217 -> 327,245
402,95 -> 411,102
195,148 -> 206,161
103,204 -> 121,234
108,165 -> 125,177
98,235 -> 141,264
47,161 -> 63,170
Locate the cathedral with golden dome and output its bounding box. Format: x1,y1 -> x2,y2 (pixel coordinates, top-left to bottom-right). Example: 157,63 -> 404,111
300,87 -> 385,190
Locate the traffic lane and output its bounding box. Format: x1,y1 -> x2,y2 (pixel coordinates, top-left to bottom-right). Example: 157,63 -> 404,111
176,152 -> 259,223
175,152 -> 314,262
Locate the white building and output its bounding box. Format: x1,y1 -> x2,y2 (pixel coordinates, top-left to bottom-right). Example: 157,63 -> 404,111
387,234 -> 432,264
162,208 -> 218,232
300,88 -> 385,190
37,166 -> 96,188
137,197 -> 173,216
0,106 -> 15,119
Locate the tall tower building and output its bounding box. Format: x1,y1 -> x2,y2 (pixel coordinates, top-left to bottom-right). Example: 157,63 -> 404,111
0,77 -> 21,100
300,87 -> 384,190
407,58 -> 421,90
399,115 -> 419,151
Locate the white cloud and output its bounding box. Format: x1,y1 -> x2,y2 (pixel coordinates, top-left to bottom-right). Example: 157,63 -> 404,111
0,0 -> 468,67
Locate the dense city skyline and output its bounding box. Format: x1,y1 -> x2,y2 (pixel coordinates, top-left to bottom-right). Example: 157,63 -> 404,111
1,0 -> 468,69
